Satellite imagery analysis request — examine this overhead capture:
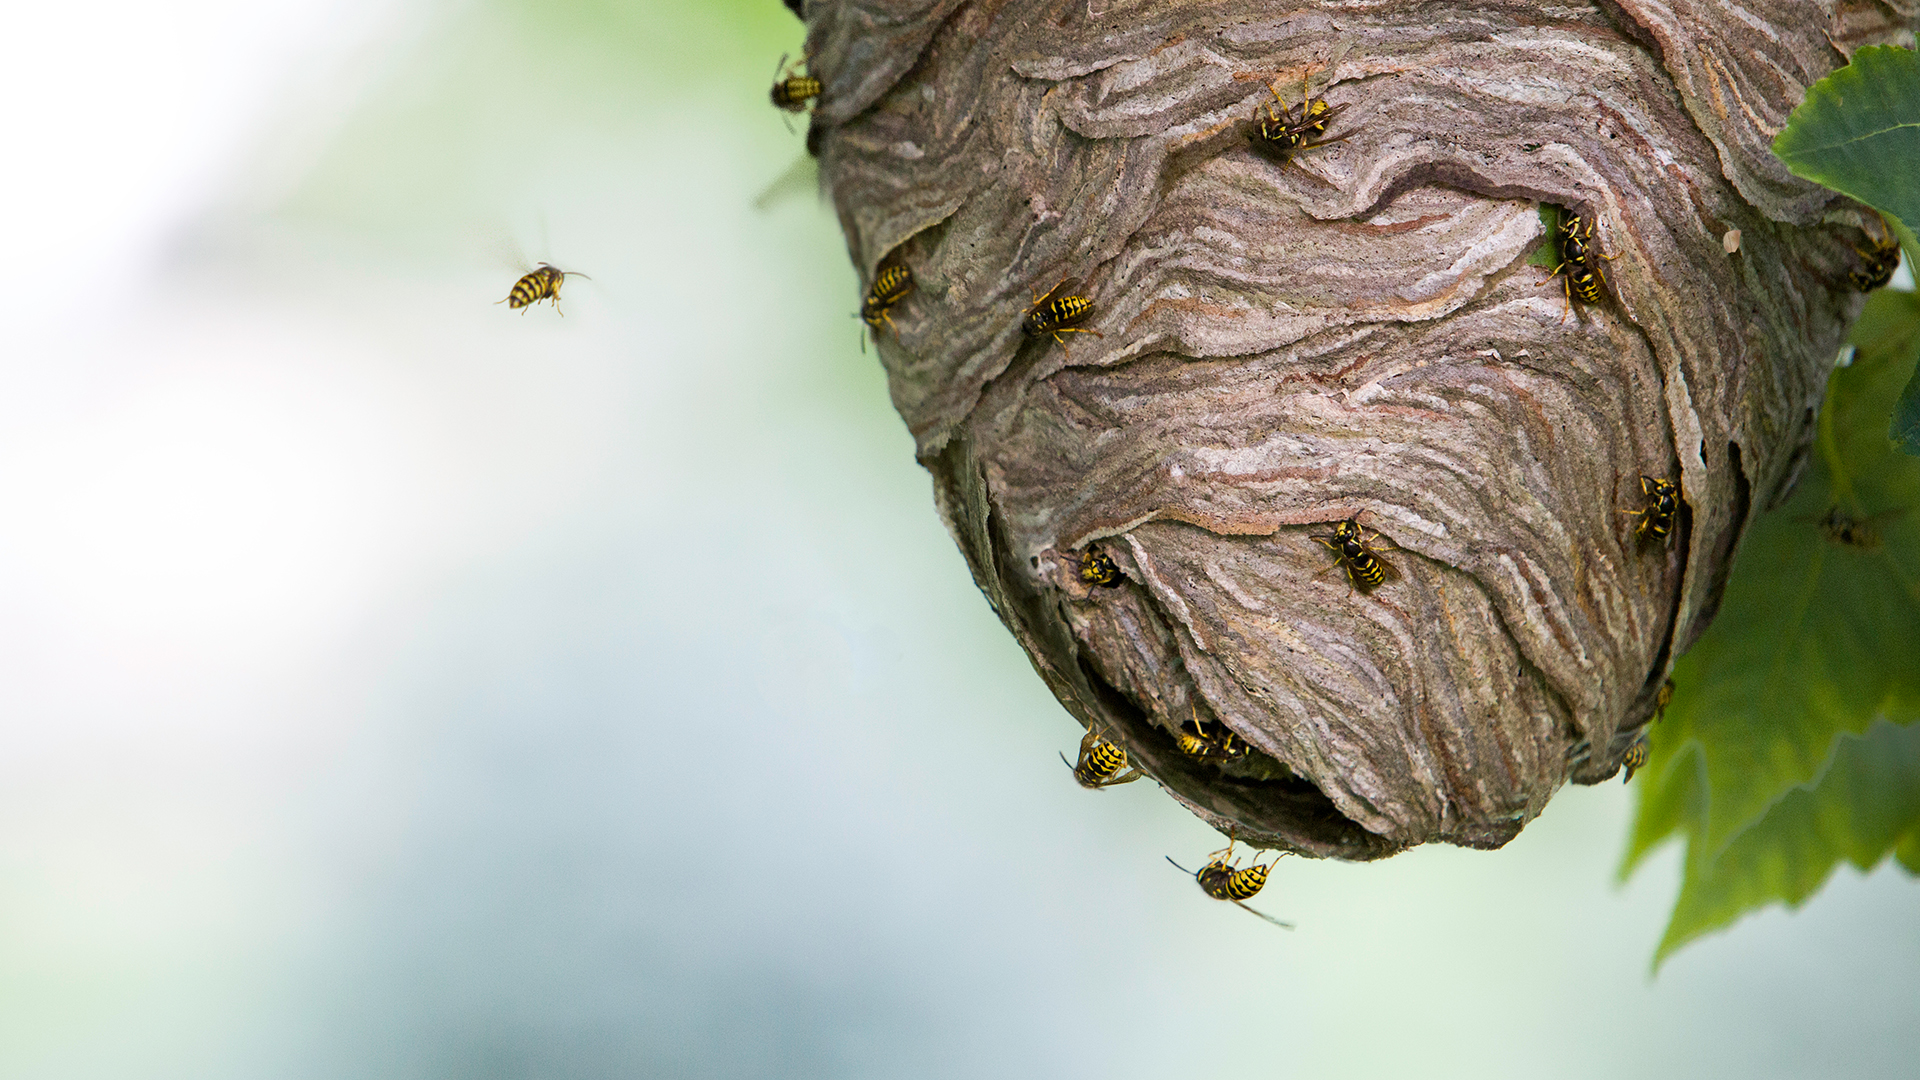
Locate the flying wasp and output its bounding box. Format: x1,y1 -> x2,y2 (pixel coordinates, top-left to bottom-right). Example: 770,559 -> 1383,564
769,52 -> 822,118
1849,215 -> 1903,292
1063,729 -> 1142,790
1166,841 -> 1294,929
1078,547 -> 1124,589
1804,505 -> 1906,551
1549,209 -> 1617,316
1621,732 -> 1650,783
1246,67 -> 1352,164
1621,475 -> 1679,545
498,263 -> 590,315
859,262 -> 915,352
1023,279 -> 1103,356
1309,516 -> 1397,594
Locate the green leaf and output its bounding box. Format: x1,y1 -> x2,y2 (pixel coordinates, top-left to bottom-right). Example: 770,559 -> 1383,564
1773,44 -> 1920,255
1897,825 -> 1920,874
1652,720 -> 1920,963
1622,289 -> 1920,963
1527,204 -> 1561,270
1896,359 -> 1920,457
1772,45 -> 1920,455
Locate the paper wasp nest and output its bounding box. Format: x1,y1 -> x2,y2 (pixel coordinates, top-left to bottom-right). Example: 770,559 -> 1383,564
805,0 -> 1917,858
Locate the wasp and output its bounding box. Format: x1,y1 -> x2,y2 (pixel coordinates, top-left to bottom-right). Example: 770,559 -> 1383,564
1550,210 -> 1617,315
769,52 -> 822,116
1849,216 -> 1902,292
1078,547 -> 1123,588
497,263 -> 589,315
1309,516 -> 1396,593
1062,729 -> 1142,790
1805,505 -> 1905,551
1175,706 -> 1250,761
1166,841 -> 1294,929
1621,732 -> 1650,783
1621,475 -> 1679,545
1023,279 -> 1103,355
1246,67 -> 1351,164
859,263 -> 915,351
1654,677 -> 1674,722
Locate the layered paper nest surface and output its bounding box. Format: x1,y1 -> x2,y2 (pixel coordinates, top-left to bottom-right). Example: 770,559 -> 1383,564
810,0 -> 1912,856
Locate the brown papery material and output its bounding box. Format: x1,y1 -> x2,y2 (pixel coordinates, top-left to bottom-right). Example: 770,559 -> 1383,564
808,0 -> 1916,858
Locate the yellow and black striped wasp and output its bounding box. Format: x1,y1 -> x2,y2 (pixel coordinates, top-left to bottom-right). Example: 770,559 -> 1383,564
1077,547 -> 1124,589
1849,214 -> 1903,292
1063,728 -> 1142,790
769,52 -> 822,125
1167,840 -> 1294,929
497,263 -> 589,315
1621,475 -> 1679,545
1175,705 -> 1250,761
1550,209 -> 1617,317
1309,516 -> 1397,594
1621,731 -> 1651,783
1023,279 -> 1103,356
859,262 -> 915,352
1246,67 -> 1351,164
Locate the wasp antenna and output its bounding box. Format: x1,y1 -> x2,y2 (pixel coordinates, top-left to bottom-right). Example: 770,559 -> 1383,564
1165,856 -> 1196,876
1060,751 -> 1076,771
565,271 -> 592,280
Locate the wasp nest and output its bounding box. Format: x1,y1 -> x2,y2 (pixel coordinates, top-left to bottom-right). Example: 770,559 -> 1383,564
805,0 -> 1916,858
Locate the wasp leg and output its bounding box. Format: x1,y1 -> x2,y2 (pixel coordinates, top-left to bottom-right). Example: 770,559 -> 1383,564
1358,524 -> 1400,552
1299,130 -> 1355,153
1264,78 -> 1295,124
1049,326 -> 1103,357
1619,507 -> 1653,540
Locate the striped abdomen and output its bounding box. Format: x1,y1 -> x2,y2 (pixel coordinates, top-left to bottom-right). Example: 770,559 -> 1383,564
1024,294 -> 1094,337
771,76 -> 822,111
1565,265 -> 1605,304
1556,213 -> 1610,305
1622,734 -> 1650,782
862,264 -> 915,326
1197,859 -> 1270,901
1314,518 -> 1388,590
1176,720 -> 1247,760
504,265 -> 565,309
1074,739 -> 1130,787
1344,544 -> 1386,588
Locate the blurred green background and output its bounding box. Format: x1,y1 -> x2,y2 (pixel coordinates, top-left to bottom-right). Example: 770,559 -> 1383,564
0,1 -> 1914,1077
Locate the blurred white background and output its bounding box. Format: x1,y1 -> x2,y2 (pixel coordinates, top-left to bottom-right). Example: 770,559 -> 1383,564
0,2 -> 1915,1077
